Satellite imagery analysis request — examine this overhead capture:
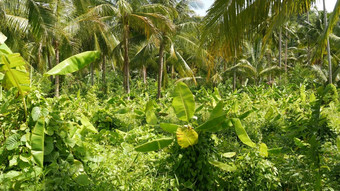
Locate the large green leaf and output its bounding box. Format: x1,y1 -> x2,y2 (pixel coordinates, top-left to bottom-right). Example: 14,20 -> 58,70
80,114 -> 98,133
45,51 -> 100,76
1,54 -> 30,93
0,43 -> 13,54
31,107 -> 49,122
259,143 -> 268,157
172,82 -> 195,122
5,134 -> 21,150
160,123 -> 179,134
145,100 -> 157,125
231,118 -> 256,148
135,138 -> 173,152
176,126 -> 198,148
196,101 -> 226,132
31,119 -> 45,167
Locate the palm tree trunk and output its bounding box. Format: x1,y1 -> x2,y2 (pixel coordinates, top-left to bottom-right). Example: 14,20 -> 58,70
285,26 -> 288,73
47,47 -> 53,82
157,38 -> 165,99
123,22 -> 130,94
323,0 -> 332,84
143,65 -> 147,84
37,42 -> 43,73
307,11 -> 311,65
55,40 -> 60,97
233,70 -> 236,91
102,55 -> 106,91
279,27 -> 282,81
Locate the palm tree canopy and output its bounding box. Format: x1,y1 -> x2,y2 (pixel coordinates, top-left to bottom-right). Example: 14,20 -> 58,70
202,0 -> 316,60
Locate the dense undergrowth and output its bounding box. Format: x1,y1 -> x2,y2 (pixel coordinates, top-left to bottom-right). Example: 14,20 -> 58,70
0,71 -> 339,190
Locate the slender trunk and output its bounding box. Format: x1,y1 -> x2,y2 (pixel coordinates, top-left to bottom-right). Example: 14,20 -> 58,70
102,55 -> 106,91
143,65 -> 147,84
279,27 -> 282,81
267,53 -> 272,82
55,41 -> 60,97
323,0 -> 332,84
285,26 -> 288,73
123,21 -> 130,94
307,11 -> 311,65
37,42 -> 43,73
157,37 -> 165,99
91,63 -> 94,86
47,48 -> 53,82
233,70 -> 236,91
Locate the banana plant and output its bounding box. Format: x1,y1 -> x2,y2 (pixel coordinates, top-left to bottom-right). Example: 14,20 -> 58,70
44,50 -> 100,76
135,82 -> 268,161
0,34 -> 30,119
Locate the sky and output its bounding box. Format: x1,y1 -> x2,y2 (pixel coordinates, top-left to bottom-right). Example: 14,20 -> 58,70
194,0 -> 337,16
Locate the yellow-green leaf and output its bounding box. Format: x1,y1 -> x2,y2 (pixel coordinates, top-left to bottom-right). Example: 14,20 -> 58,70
176,126 -> 198,148
45,51 -> 100,76
259,143 -> 268,157
172,82 -> 195,122
80,114 -> 98,133
145,100 -> 157,125
135,138 -> 173,152
222,152 -> 236,158
160,123 -> 179,134
231,118 -> 256,148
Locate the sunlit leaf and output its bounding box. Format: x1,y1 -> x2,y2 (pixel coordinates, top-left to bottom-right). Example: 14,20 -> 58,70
176,126 -> 198,148
80,114 -> 98,133
45,51 -> 100,76
259,143 -> 268,157
231,118 -> 256,148
160,123 -> 179,134
31,107 -> 48,122
172,82 -> 195,122
222,152 -> 236,158
145,100 -> 157,125
135,138 -> 173,152
5,134 -> 21,150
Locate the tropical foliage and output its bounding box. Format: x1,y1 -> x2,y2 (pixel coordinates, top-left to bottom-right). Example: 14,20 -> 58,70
1,0 -> 340,190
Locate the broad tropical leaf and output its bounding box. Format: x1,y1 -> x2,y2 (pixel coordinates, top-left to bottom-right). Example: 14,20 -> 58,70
0,51 -> 30,93
5,134 -> 21,150
45,51 -> 100,76
160,123 -> 179,134
172,82 -> 195,122
80,114 -> 98,133
231,118 -> 256,148
176,126 -> 198,148
196,101 -> 226,132
145,100 -> 157,125
135,138 -> 173,152
31,107 -> 48,122
259,143 -> 268,157
31,118 -> 45,167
